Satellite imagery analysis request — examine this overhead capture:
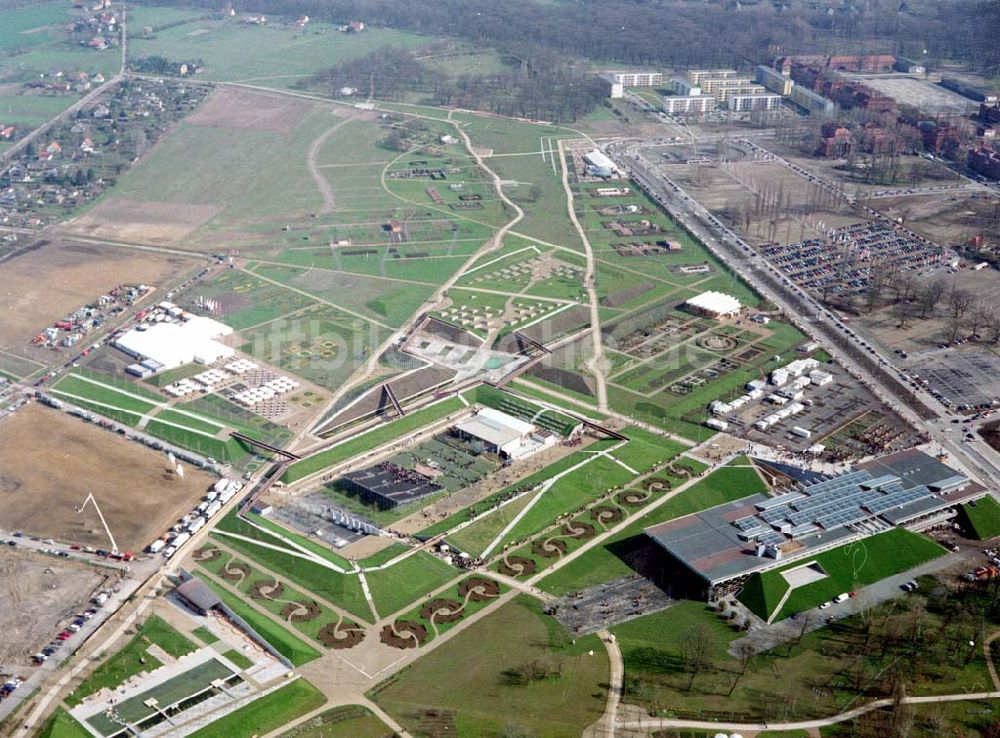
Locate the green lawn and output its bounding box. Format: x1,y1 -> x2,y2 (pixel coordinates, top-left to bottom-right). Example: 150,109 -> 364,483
65,615 -> 197,706
284,397 -> 465,482
36,709 -> 92,738
187,678 -> 326,738
365,552 -> 458,618
959,496 -> 1000,540
199,576 -> 322,666
739,528 -> 947,621
373,596 -> 608,738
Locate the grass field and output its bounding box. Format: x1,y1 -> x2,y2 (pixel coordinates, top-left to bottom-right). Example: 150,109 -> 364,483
128,15 -> 433,87
187,678 -> 326,738
739,528 -> 946,622
283,397 -> 465,481
959,497 -> 1000,541
66,615 -> 197,706
365,552 -> 458,618
373,596 -> 607,738
199,575 -> 322,666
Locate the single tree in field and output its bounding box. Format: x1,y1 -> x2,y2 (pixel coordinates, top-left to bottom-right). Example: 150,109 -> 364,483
681,623 -> 717,691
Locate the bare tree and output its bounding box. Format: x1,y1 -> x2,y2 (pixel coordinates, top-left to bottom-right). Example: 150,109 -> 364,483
943,314 -> 964,346
917,279 -> 946,319
888,675 -> 914,738
949,286 -> 974,320
681,623 -> 717,691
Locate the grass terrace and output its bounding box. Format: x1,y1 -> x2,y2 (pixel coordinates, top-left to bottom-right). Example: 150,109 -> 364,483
959,496 -> 1000,541
283,397 -> 466,482
739,528 -> 946,622
65,615 -> 198,707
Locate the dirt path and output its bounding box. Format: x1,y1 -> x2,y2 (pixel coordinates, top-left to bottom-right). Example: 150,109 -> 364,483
557,139 -> 609,412
306,116 -> 352,214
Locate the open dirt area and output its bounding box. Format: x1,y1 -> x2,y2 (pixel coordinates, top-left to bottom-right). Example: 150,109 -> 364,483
185,87 -> 315,134
0,238 -> 193,355
873,191 -> 1000,247
64,198 -> 222,245
0,403 -> 216,552
0,547 -> 109,666
660,151 -> 858,247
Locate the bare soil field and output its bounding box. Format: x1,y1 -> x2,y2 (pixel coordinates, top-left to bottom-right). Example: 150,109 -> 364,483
64,198 -> 221,245
0,403 -> 215,552
185,87 -> 314,134
666,158 -> 857,247
873,191 -> 1000,247
0,547 -> 108,666
0,239 -> 192,354
859,266 -> 1000,353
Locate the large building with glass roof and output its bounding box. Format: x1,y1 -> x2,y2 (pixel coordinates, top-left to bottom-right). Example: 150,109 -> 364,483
645,450 -> 987,599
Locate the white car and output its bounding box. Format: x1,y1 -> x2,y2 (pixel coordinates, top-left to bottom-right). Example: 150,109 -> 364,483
819,601 -> 832,609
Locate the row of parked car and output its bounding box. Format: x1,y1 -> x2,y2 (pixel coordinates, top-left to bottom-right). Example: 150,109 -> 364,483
30,592 -> 109,665
959,547 -> 1000,583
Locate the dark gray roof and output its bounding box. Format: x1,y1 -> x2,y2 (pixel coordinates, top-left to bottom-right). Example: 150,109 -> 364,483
175,577 -> 222,613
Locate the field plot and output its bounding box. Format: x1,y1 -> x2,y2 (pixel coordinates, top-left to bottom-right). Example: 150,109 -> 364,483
0,547 -> 107,668
66,199 -> 222,246
181,270 -> 316,331
0,239 -> 192,371
70,89 -> 344,249
127,14 -> 433,86
238,305 -> 385,396
276,705 -> 392,738
0,403 -> 215,551
374,596 -> 607,738
250,263 -> 434,328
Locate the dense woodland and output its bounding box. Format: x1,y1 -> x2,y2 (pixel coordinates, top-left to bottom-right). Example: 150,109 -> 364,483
142,0 -> 1000,76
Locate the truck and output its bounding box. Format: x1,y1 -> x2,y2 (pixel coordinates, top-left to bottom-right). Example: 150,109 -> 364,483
187,517 -> 206,534
172,531 -> 191,548
203,501 -> 222,518
833,592 -> 849,604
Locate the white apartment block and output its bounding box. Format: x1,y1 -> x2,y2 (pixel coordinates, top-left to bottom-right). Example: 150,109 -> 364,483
611,71 -> 664,87
662,95 -> 717,114
728,93 -> 784,112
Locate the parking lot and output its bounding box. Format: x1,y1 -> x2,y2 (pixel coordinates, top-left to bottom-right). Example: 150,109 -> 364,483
761,221 -> 952,296
906,349 -> 1000,411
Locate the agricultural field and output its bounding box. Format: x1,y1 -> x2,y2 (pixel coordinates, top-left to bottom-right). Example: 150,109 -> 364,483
127,11 -> 434,87
0,403 -> 215,551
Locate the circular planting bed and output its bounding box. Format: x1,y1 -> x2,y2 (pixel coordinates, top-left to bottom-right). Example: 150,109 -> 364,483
193,546 -> 221,562
281,600 -> 321,623
380,620 -> 429,649
531,538 -> 567,559
590,505 -> 624,525
318,621 -> 365,650
220,561 -> 251,582
644,478 -> 672,493
561,521 -> 596,539
458,577 -> 500,602
697,334 -> 737,352
498,555 -> 537,578
420,598 -> 464,624
249,579 -> 284,600
617,490 -> 651,507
